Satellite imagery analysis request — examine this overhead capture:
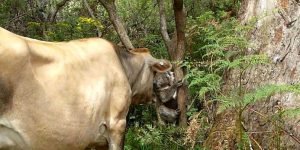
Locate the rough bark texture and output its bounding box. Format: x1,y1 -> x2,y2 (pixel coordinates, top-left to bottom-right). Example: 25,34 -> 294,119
99,0 -> 134,50
239,0 -> 300,148
205,0 -> 300,149
173,0 -> 187,127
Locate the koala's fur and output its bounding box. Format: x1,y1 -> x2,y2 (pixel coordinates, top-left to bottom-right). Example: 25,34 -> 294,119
153,71 -> 182,124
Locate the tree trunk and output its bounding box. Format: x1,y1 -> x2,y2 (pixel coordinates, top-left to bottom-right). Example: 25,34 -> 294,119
157,0 -> 187,127
157,0 -> 177,58
99,0 -> 134,50
172,0 -> 187,127
157,0 -> 172,53
205,0 -> 300,149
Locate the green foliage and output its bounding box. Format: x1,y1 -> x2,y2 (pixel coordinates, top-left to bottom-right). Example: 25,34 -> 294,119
185,9 -> 253,109
218,84 -> 300,113
187,11 -> 252,59
26,17 -> 104,41
125,125 -> 186,150
281,108 -> 300,118
184,2 -> 300,149
214,54 -> 269,71
127,105 -> 157,127
185,67 -> 221,98
0,1 -> 11,25
137,34 -> 169,58
237,131 -> 252,150
1,0 -> 297,149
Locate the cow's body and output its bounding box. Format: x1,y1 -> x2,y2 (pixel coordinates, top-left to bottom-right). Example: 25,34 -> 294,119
0,27 -> 171,150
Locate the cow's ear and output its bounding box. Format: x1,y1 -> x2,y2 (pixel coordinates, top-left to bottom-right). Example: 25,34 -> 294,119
151,60 -> 172,73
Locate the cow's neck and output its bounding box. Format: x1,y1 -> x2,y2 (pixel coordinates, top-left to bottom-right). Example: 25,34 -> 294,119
116,49 -> 146,91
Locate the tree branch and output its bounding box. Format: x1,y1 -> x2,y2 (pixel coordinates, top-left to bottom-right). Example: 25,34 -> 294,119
173,0 -> 186,60
49,0 -> 72,23
99,0 -> 134,50
83,0 -> 102,37
157,0 -> 172,53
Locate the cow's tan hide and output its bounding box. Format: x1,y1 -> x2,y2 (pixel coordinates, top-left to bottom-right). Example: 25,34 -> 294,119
0,27 -> 171,150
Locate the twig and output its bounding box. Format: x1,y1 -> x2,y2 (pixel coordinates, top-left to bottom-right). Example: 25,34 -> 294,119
249,134 -> 263,150
4,13 -> 27,28
49,0 -> 72,23
246,131 -> 273,133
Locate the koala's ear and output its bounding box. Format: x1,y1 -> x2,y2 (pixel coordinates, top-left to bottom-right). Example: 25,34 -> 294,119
150,59 -> 172,73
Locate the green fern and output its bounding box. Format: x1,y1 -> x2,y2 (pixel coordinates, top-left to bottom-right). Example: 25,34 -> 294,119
214,54 -> 269,72
218,84 -> 300,113
281,108 -> 300,118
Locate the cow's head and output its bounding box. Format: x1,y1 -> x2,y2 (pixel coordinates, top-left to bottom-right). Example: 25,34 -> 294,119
120,48 -> 172,104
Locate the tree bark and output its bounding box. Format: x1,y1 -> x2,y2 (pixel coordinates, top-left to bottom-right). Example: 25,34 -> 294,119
173,0 -> 187,127
238,1 -> 300,148
157,0 -> 177,59
205,0 -> 300,149
99,0 -> 134,50
157,0 -> 171,53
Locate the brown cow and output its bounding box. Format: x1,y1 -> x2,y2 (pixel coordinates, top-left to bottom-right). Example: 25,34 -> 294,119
0,27 -> 171,150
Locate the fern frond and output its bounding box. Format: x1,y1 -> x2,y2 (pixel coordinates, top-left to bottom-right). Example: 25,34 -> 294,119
243,84 -> 300,106
218,84 -> 300,113
217,95 -> 239,113
281,108 -> 300,118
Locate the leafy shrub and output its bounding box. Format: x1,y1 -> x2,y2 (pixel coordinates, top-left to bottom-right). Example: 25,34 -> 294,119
125,125 -> 186,150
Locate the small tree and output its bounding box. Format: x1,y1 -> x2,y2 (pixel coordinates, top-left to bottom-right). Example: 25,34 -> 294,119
157,0 -> 187,127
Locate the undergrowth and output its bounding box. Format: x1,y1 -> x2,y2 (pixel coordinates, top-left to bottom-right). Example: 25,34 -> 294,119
125,2 -> 300,150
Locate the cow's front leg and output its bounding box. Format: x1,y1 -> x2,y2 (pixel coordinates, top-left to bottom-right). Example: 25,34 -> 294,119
107,84 -> 131,150
108,119 -> 126,150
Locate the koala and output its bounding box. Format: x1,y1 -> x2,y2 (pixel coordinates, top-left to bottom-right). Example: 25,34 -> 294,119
154,71 -> 175,89
158,105 -> 180,123
154,71 -> 182,103
153,71 -> 183,124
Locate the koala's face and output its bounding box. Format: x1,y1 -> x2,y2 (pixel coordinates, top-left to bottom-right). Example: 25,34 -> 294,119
153,71 -> 175,90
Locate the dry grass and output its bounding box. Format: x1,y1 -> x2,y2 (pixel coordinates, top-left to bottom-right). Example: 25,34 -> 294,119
184,113 -> 201,149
